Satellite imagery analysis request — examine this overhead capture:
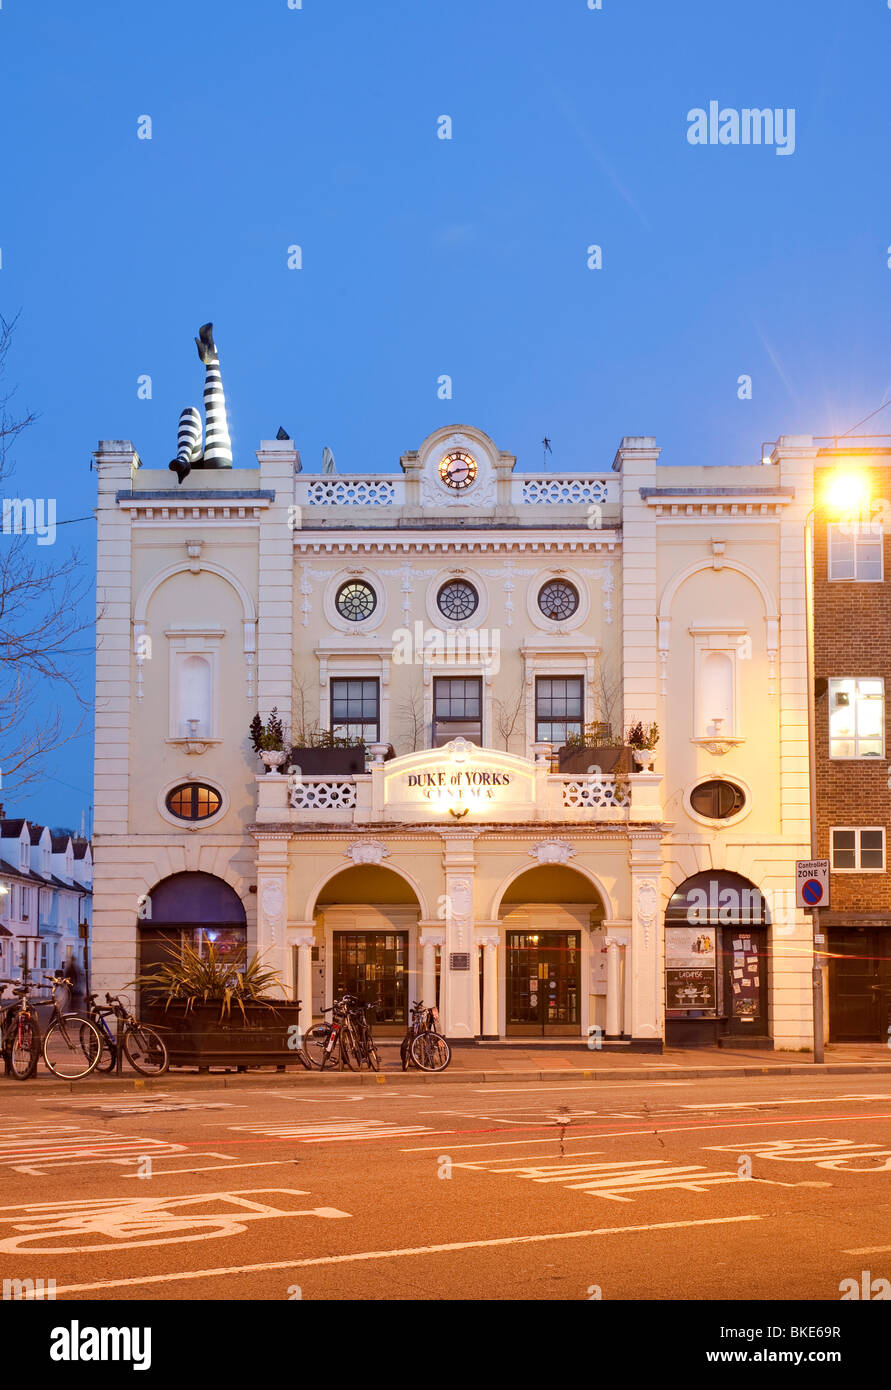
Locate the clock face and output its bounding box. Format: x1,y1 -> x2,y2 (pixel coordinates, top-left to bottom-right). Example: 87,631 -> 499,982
439,450 -> 477,491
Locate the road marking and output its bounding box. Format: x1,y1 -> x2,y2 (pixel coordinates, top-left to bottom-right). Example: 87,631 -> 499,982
227,1120 -> 435,1143
478,1082 -> 693,1094
401,1110 -> 891,1151
44,1215 -> 763,1295
0,1189 -> 350,1255
122,1160 -> 292,1177
682,1095 -> 891,1111
0,1125 -> 185,1174
456,1156 -> 753,1202
844,1245 -> 891,1255
707,1137 -> 891,1171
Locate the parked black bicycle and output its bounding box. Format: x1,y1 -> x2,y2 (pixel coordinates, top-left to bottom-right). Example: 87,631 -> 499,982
83,992 -> 170,1076
40,974 -> 104,1080
401,1000 -> 450,1072
305,993 -> 380,1071
0,976 -> 41,1079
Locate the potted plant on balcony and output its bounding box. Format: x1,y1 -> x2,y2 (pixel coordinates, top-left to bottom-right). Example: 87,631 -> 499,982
136,940 -> 305,1070
288,726 -> 368,776
556,723 -> 630,775
249,708 -> 291,774
626,720 -> 659,770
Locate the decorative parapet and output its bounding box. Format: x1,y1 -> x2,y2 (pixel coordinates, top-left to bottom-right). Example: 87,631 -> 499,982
294,476 -> 405,508
513,474 -> 614,506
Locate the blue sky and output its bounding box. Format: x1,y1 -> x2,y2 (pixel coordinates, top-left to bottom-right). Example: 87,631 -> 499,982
2,0 -> 890,824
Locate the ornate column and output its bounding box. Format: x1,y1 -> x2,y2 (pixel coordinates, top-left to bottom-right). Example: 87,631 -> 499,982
419,928 -> 444,1010
291,928 -> 315,1030
439,831 -> 479,1038
475,931 -> 500,1038
604,937 -> 623,1038
253,830 -> 292,998
628,831 -> 663,1041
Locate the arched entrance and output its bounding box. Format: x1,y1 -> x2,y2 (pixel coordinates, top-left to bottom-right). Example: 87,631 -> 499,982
664,871 -> 770,1047
497,866 -> 607,1037
312,866 -> 423,1035
137,872 -> 247,1007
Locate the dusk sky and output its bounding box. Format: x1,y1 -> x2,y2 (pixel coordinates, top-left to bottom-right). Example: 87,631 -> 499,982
2,0 -> 890,824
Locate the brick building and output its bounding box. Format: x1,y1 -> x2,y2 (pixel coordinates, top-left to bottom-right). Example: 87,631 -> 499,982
814,443 -> 891,1041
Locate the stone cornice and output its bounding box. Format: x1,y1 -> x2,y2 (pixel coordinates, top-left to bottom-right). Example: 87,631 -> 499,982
292,532 -> 620,556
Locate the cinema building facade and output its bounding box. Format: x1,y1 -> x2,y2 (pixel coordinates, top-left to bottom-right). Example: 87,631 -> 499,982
92,422 -> 821,1049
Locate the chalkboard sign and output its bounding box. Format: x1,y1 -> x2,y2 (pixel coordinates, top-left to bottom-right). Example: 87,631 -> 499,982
666,967 -> 716,1010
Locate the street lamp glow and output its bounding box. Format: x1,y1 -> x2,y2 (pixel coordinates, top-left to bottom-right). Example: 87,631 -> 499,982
824,472 -> 868,516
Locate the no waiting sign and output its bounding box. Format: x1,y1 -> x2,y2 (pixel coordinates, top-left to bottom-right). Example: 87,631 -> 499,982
796,859 -> 830,909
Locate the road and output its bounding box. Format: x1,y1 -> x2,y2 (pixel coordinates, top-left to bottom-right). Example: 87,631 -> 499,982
0,1072 -> 889,1302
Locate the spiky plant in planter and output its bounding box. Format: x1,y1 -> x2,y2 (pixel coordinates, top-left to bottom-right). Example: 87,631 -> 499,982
134,940 -> 284,1021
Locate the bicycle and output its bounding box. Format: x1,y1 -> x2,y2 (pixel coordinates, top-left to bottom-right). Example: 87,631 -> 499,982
84,992 -> 170,1076
0,976 -> 41,1080
305,993 -> 371,1071
41,974 -> 104,1080
346,996 -> 381,1071
400,1000 -> 451,1072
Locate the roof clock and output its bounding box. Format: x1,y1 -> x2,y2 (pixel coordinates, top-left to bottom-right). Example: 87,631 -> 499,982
438,450 -> 477,491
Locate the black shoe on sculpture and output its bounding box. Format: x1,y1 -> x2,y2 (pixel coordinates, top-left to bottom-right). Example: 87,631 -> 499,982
195,322 -> 218,364
168,458 -> 192,484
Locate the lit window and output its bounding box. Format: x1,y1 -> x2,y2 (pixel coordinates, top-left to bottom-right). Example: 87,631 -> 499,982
335,580 -> 377,623
165,783 -> 223,821
830,827 -> 885,871
828,523 -> 883,582
829,678 -> 884,758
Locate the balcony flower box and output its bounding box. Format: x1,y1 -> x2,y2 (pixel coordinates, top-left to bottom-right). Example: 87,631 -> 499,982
288,746 -> 367,776
556,744 -> 631,775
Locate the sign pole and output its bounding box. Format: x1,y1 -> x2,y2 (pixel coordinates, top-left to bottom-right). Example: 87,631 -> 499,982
812,903 -> 824,1064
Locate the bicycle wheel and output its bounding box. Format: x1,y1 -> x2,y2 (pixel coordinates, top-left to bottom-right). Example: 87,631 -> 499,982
339,1024 -> 361,1072
400,1035 -> 411,1071
43,1015 -> 103,1079
304,1023 -> 332,1069
123,1024 -> 169,1076
7,1012 -> 39,1080
410,1031 -> 451,1072
80,1022 -> 111,1072
365,1042 -> 380,1072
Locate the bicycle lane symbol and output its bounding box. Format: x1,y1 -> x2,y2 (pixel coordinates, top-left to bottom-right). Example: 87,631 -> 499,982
0,1188 -> 351,1255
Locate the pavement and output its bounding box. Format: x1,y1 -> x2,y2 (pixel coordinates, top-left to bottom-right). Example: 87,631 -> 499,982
5,1041 -> 890,1093
0,1070 -> 889,1306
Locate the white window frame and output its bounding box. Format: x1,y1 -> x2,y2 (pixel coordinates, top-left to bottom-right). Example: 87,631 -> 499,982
830,826 -> 886,872
827,522 -> 884,583
520,643 -> 599,755
828,677 -> 885,760
315,644 -> 393,746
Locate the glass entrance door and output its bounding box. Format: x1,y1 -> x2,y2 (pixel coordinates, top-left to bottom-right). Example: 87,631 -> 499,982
333,931 -> 408,1033
506,931 -> 580,1036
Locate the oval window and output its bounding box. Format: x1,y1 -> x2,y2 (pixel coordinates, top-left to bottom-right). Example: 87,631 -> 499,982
689,780 -> 746,820
437,579 -> 479,622
165,783 -> 223,821
538,579 -> 579,621
336,579 -> 377,622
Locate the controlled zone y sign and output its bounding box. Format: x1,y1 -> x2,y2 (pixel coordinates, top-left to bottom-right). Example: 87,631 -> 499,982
796,859 -> 830,909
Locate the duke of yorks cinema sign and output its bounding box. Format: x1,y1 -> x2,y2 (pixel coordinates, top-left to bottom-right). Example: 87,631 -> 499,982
383,740 -> 536,822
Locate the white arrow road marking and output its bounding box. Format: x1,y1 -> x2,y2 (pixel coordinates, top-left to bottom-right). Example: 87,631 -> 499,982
41,1215 -> 764,1295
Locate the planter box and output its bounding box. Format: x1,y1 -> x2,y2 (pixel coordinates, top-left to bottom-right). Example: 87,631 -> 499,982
288,746 -> 366,775
556,745 -> 631,775
143,998 -> 302,1069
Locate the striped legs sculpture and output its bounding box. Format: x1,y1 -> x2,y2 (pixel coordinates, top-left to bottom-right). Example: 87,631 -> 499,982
169,323 -> 233,483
